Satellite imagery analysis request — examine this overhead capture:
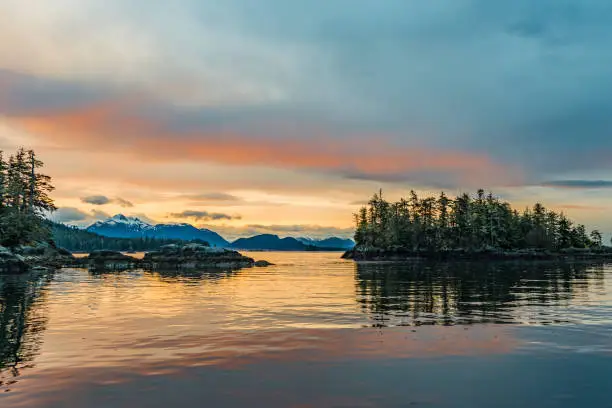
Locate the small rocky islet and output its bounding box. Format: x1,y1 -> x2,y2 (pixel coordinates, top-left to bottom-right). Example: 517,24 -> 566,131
0,242 -> 273,273
138,243 -> 270,270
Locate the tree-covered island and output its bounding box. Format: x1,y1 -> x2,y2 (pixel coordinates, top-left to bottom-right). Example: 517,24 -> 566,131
0,148 -> 271,273
345,189 -> 612,261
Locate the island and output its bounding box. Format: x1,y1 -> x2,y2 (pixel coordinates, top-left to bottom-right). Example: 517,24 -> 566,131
344,189 -> 612,261
0,148 -> 272,273
78,243 -> 273,271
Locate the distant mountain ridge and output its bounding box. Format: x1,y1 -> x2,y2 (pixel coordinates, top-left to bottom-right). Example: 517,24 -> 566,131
85,215 -> 354,251
51,221 -> 192,252
231,234 -> 306,251
87,214 -> 229,247
231,235 -> 354,251
297,237 -> 355,250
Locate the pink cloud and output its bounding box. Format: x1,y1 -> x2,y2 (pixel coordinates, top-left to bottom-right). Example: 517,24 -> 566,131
0,72 -> 523,188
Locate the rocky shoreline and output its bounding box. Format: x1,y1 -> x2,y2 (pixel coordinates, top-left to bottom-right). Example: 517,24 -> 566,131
343,246 -> 612,262
1,242 -> 76,273
0,242 -> 273,273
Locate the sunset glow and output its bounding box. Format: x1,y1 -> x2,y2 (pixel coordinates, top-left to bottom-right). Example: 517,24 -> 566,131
1,1 -> 611,240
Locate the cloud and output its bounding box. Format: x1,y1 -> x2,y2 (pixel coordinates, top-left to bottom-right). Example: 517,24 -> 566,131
541,180 -> 612,189
130,213 -> 159,225
5,0 -> 612,241
245,224 -> 354,237
187,192 -> 242,201
3,1 -> 612,184
114,197 -> 134,207
170,210 -> 241,221
195,223 -> 355,241
80,194 -> 133,207
181,192 -> 290,207
52,207 -> 89,222
90,209 -> 111,220
0,69 -> 521,189
51,207 -> 109,224
183,192 -> 245,204
3,100 -> 518,188
81,195 -> 111,205
556,204 -> 607,211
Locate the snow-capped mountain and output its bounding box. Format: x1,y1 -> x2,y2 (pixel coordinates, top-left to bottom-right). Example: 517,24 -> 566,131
86,215 -> 353,250
86,215 -> 229,247
87,214 -> 151,236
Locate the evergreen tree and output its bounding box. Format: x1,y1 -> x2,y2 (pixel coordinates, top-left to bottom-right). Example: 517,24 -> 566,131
437,192 -> 450,249
25,150 -> 56,215
590,230 -> 603,248
557,214 -> 572,249
0,148 -> 56,247
353,188 -> 608,253
0,151 -> 6,209
6,150 -> 28,211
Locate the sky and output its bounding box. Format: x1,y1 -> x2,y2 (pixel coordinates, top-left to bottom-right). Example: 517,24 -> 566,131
1,0 -> 612,241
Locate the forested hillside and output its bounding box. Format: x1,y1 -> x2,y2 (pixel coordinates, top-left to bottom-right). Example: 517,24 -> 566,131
51,222 -> 208,252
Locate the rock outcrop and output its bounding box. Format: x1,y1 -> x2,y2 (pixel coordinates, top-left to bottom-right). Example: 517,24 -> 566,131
254,260 -> 274,267
142,243 -> 255,270
83,250 -> 140,270
1,242 -> 271,274
0,246 -> 28,274
0,242 -> 75,273
16,241 -> 75,269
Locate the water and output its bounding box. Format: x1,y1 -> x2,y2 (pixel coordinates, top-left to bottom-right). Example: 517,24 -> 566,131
1,252 -> 612,407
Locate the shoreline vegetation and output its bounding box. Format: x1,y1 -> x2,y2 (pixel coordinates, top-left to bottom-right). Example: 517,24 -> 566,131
2,148 -> 610,271
0,148 -> 272,273
344,189 -> 612,262
50,221 -> 212,252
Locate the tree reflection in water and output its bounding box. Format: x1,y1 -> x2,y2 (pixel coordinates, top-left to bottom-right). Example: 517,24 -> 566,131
355,261 -> 605,327
0,271 -> 51,390
0,266 -> 242,392
89,266 -> 244,284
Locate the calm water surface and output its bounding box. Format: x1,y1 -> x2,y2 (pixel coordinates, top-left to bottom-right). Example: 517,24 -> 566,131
1,252 -> 612,407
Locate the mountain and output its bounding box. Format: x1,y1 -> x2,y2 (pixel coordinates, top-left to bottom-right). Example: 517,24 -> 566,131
231,234 -> 307,251
148,224 -> 228,247
51,222 -> 189,252
87,214 -> 151,237
297,237 -> 355,250
86,214 -> 229,247
86,215 -> 352,251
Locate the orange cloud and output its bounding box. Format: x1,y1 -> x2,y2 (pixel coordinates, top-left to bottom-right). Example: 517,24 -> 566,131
4,91 -> 522,187
556,204 -> 607,211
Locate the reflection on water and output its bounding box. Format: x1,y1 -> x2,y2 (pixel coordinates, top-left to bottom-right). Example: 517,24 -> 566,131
91,266 -> 241,282
356,261 -> 607,327
0,253 -> 611,407
0,271 -> 50,389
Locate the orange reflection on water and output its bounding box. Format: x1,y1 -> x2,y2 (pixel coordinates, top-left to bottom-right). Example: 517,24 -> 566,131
12,253 -> 519,374
6,252 -> 610,407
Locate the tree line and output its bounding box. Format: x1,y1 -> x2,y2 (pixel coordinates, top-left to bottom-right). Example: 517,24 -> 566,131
354,189 -> 608,252
0,148 -> 212,251
51,222 -> 208,252
0,148 -> 55,247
